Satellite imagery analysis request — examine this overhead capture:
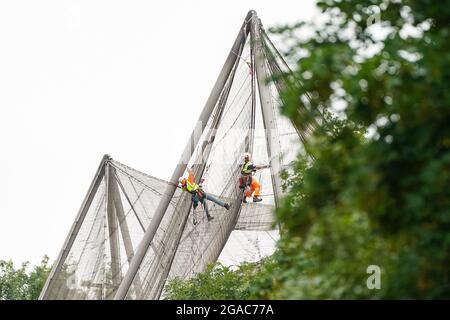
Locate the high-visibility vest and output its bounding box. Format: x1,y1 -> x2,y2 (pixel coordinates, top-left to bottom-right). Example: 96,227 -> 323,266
186,180 -> 200,193
241,161 -> 254,175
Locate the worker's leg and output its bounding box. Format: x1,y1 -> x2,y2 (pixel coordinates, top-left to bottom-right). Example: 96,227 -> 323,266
245,188 -> 252,197
191,194 -> 199,209
205,193 -> 226,208
251,179 -> 261,197
202,198 -> 209,217
199,194 -> 213,220
239,177 -> 244,189
245,177 -> 254,197
191,194 -> 198,225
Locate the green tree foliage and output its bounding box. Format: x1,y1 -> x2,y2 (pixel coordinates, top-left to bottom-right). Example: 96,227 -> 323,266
166,0 -> 450,299
251,0 -> 450,298
164,261 -> 265,300
0,256 -> 51,300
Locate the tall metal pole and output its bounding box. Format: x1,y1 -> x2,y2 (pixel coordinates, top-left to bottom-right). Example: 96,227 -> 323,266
109,167 -> 142,297
252,17 -> 284,207
249,20 -> 257,153
105,163 -> 122,292
156,12 -> 260,298
153,30 -> 250,298
39,154 -> 110,300
262,32 -> 316,145
113,11 -> 254,300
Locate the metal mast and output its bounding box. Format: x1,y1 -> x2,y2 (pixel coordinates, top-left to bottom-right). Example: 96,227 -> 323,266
39,155 -> 110,300
113,11 -> 255,300
251,16 -> 284,207
40,10 -> 299,301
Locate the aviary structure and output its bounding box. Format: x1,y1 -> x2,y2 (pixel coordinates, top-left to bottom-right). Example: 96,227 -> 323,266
39,10 -> 307,300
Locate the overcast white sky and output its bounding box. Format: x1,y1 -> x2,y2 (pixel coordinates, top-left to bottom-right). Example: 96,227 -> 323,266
0,0 -> 317,266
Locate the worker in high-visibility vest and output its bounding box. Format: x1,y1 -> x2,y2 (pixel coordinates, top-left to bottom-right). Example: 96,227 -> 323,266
239,152 -> 268,203
179,168 -> 230,223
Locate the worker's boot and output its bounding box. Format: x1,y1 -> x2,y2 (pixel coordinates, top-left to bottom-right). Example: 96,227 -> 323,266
207,215 -> 214,221
253,196 -> 262,203
224,203 -> 230,210
243,197 -> 247,203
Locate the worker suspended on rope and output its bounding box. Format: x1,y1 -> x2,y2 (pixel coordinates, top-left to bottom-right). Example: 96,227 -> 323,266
239,152 -> 269,203
179,168 -> 231,223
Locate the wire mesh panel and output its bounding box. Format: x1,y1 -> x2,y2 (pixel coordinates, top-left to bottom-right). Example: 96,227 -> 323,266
262,29 -> 317,148
124,30 -> 256,299
164,35 -> 255,284
43,160 -> 173,299
234,203 -> 275,231
42,12 -> 305,300
45,176 -> 108,299
218,230 -> 279,266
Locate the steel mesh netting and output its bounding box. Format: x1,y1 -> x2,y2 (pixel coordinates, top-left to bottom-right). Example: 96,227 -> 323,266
44,160 -> 173,299
262,29 -> 319,148
217,68 -> 280,268
266,60 -> 303,173
218,229 -> 279,266
166,35 -> 256,282
125,25 -> 306,299
126,33 -> 258,300
43,18 -> 304,300
214,25 -> 305,271
258,30 -> 305,184
44,177 -> 107,300
233,203 -> 274,231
